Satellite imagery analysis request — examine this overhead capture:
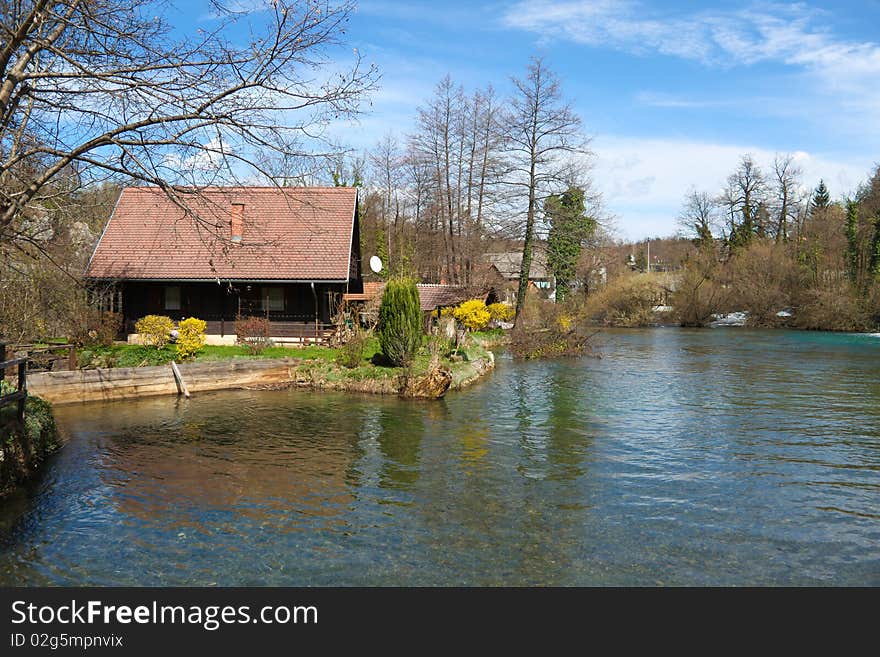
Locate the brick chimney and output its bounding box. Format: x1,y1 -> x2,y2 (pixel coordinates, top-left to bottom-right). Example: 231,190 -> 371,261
230,202 -> 244,243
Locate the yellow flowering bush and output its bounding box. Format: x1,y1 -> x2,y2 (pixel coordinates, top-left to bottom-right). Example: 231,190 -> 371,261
453,299 -> 491,331
176,317 -> 207,360
487,302 -> 514,322
135,315 -> 174,348
557,313 -> 573,332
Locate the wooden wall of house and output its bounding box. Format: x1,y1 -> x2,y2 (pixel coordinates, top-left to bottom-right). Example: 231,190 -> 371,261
118,281 -> 347,333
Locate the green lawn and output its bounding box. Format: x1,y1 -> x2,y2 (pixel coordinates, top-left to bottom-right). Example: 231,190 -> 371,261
77,337 -> 384,369
75,335 -> 492,391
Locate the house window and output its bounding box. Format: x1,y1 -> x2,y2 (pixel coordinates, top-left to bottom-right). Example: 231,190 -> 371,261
261,287 -> 285,312
164,285 -> 181,311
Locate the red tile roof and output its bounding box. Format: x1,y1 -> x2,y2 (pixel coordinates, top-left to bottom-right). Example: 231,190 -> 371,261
86,186 -> 358,281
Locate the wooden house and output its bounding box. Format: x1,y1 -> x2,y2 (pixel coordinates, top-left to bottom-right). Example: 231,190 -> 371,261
86,186 -> 362,343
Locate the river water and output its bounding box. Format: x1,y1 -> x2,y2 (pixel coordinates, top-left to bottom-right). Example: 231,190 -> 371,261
1,329 -> 878,585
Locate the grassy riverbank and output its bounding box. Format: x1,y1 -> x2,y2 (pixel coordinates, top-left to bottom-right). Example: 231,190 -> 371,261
0,383 -> 60,498
64,336 -> 497,399
79,336 -> 491,367
77,342 -> 340,368
468,329 -> 511,348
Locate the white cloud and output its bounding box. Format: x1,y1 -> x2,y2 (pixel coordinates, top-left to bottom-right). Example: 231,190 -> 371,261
501,2 -> 876,68
591,134 -> 871,239
163,137 -> 233,173
502,1 -> 880,124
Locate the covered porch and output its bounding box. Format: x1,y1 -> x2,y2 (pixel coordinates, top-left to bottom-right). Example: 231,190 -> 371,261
101,281 -> 346,344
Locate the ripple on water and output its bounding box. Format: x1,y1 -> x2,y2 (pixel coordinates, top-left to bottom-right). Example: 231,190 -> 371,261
1,330 -> 879,585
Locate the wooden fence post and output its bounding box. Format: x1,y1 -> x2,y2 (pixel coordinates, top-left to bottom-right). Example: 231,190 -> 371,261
17,358 -> 26,423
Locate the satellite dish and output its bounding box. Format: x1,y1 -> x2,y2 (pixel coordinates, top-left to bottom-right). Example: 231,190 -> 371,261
369,256 -> 383,274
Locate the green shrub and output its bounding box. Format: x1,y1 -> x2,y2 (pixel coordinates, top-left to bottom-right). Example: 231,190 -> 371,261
336,329 -> 368,369
377,277 -> 422,367
0,384 -> 60,495
77,348 -> 117,369
79,344 -> 177,368
453,299 -> 491,331
135,315 -> 174,348
176,317 -> 207,360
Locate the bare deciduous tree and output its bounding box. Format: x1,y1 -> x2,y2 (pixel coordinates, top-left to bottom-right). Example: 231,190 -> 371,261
0,0 -> 378,255
772,153 -> 804,243
502,58 -> 589,323
678,187 -> 717,247
368,133 -> 403,270
406,76 -> 505,284
719,154 -> 768,247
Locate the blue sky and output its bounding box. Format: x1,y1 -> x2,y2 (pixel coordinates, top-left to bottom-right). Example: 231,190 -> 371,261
191,1 -> 880,239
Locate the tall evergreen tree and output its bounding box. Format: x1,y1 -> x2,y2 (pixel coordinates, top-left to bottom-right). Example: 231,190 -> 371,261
811,180 -> 831,213
845,200 -> 860,283
377,277 -> 422,367
374,225 -> 390,281
871,217 -> 880,282
545,187 -> 596,303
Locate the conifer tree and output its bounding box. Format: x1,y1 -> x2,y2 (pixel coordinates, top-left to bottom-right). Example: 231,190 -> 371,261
845,200 -> 860,283
871,217 -> 880,282
546,187 -> 596,303
374,225 -> 390,281
811,180 -> 831,214
377,277 -> 422,367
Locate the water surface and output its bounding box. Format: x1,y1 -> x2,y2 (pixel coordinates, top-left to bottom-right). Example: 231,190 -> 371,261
1,329 -> 878,585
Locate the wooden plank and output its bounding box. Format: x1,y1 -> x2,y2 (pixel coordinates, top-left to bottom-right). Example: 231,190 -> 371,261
27,357 -> 303,404
0,357 -> 28,369
170,361 -> 190,398
0,390 -> 26,405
